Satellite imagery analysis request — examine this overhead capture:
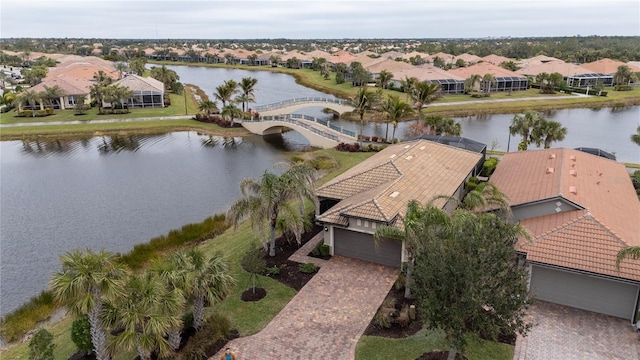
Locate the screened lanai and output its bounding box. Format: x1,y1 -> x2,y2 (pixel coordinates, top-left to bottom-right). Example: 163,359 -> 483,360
566,73 -> 613,88
488,76 -> 529,92
428,79 -> 465,94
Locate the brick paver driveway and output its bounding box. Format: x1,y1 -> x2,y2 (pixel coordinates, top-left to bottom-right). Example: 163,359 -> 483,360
211,255 -> 398,360
513,301 -> 640,360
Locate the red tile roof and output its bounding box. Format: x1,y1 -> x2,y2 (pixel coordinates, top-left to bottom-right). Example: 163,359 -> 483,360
447,62 -> 525,79
580,58 -> 640,74
490,148 -> 640,281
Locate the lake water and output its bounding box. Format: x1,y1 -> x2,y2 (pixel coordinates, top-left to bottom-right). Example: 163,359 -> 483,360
1,65 -> 638,316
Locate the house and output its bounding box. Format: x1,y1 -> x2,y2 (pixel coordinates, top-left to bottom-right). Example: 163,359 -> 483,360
447,62 -> 529,92
315,139 -> 483,268
490,148 -> 640,321
392,64 -> 466,94
515,61 -> 609,88
482,54 -> 513,66
114,74 -> 165,108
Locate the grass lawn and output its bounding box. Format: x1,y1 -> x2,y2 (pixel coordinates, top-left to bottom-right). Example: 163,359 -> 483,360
356,330 -> 514,360
0,91 -> 199,125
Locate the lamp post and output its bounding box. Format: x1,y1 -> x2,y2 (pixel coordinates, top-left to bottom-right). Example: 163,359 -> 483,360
184,86 -> 188,115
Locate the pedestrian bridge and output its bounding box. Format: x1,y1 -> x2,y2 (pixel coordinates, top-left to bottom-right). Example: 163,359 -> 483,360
241,98 -> 357,148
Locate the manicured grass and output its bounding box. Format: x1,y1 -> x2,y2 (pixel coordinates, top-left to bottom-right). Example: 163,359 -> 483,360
356,330 -> 514,360
0,91 -> 199,125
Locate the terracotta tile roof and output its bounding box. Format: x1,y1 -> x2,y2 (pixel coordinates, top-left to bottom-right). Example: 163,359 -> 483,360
516,62 -> 594,77
482,54 -> 513,66
316,140 -> 482,226
580,58 -> 640,74
453,53 -> 482,64
378,51 -> 406,60
394,64 -> 465,82
28,76 -> 87,95
365,59 -> 414,74
491,148 -> 640,280
447,62 -> 525,79
402,51 -> 429,60
517,55 -> 563,68
427,52 -> 455,63
329,50 -> 356,64
114,74 -> 164,93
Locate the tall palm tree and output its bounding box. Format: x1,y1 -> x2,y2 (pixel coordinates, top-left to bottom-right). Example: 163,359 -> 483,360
222,103 -> 243,125
239,77 -> 258,112
349,87 -> 377,145
49,249 -> 127,360
614,65 -> 633,86
465,74 -> 482,93
13,89 -> 42,115
535,120 -> 568,149
510,111 -> 542,150
411,81 -> 442,122
42,85 -> 66,109
374,200 -> 451,298
104,273 -> 184,360
113,62 -> 128,80
377,70 -> 393,89
198,99 -> 219,115
631,126 -> 640,146
382,95 -> 414,141
228,166 -> 316,256
170,249 -> 235,329
214,80 -> 238,109
482,73 -> 496,95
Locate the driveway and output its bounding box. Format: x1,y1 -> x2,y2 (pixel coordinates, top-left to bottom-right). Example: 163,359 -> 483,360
212,255 -> 398,360
513,301 -> 640,360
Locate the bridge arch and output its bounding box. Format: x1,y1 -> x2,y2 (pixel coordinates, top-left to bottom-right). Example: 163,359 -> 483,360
253,97 -> 354,117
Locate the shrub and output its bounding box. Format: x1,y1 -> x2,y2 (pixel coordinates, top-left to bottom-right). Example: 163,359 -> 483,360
265,265 -> 281,277
335,72 -> 345,84
481,157 -> 499,177
17,110 -> 33,117
71,315 -> 93,355
29,328 -> 55,360
298,263 -> 318,274
177,313 -> 231,360
396,305 -> 411,328
335,142 -> 361,152
319,244 -> 331,257
371,136 -> 378,142
615,85 -> 633,91
465,176 -> 479,192
374,307 -> 393,329
37,109 -> 48,117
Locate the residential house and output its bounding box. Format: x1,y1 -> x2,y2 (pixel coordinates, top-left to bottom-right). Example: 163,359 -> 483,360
392,64 -> 466,94
448,62 -> 528,92
114,74 -> 165,108
315,139 -> 483,268
490,148 -> 640,322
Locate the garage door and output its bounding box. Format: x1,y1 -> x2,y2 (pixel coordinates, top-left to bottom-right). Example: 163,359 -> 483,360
530,266 -> 639,320
333,228 -> 401,267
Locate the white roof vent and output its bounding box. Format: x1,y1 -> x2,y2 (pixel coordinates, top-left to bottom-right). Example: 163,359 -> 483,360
570,170 -> 577,177
406,155 -> 413,161
546,167 -> 554,174
404,145 -> 411,149
390,154 -> 396,159
389,191 -> 400,198
549,154 -> 556,159
569,186 -> 577,195
419,146 -> 426,150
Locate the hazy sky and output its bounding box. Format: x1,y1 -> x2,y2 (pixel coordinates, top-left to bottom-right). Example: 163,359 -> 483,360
1,0 -> 639,39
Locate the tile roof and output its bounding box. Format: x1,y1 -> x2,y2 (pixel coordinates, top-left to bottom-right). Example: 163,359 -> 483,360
114,74 -> 164,93
580,58 -> 640,74
316,140 -> 482,226
365,59 -> 414,74
482,54 -> 513,66
491,148 -> 640,281
453,53 -> 483,64
447,62 -> 526,79
394,64 -> 465,82
516,62 -> 594,77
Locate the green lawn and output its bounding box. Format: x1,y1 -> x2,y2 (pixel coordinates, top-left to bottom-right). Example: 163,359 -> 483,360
0,92 -> 199,125
356,330 -> 514,360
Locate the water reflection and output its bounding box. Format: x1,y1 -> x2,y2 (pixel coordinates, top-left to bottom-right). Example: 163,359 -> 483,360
97,135 -> 141,154
21,138 -> 78,157
199,135 -> 245,148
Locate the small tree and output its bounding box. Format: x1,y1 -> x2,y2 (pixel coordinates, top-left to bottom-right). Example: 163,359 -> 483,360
29,329 -> 55,360
240,247 -> 267,294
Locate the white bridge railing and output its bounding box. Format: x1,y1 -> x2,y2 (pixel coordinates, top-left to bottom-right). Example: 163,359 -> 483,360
253,97 -> 350,112
242,113 -> 357,141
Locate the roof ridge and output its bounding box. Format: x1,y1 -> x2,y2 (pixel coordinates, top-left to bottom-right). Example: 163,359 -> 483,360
317,160 -> 399,191
528,210 -> 589,245
371,198 -> 391,223
585,211 -> 629,247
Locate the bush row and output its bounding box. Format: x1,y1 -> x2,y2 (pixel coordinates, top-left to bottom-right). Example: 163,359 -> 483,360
335,142 -> 387,153
16,108 -> 54,117
193,114 -> 243,128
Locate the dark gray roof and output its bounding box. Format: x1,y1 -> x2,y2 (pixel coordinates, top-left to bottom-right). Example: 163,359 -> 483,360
410,134 -> 486,154
574,147 -> 616,160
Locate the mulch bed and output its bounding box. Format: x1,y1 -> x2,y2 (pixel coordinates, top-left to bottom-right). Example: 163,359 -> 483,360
363,287 -> 423,338
241,287 -> 267,301
416,351 -> 468,360
262,224 -> 323,291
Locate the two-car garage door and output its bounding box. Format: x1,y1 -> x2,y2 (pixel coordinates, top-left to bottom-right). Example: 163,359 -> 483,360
333,228 -> 402,268
530,266 -> 639,320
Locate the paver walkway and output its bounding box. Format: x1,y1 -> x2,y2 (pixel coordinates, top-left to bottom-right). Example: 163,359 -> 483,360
212,255 -> 398,360
513,301 -> 640,360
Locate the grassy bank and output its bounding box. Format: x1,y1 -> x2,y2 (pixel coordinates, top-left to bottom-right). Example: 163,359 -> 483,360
0,149 -> 375,359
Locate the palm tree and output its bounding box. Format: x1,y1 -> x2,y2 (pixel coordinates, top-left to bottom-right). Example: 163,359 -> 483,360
482,73 -> 496,95
105,273 -> 184,360
198,99 -> 219,115
42,85 -> 66,109
534,120 -> 567,149
92,70 -> 112,86
465,74 -> 482,93
374,200 -> 451,299
377,70 -> 393,89
13,89 -> 42,115
222,103 -> 243,125
114,62 -> 128,80
49,249 -> 127,360
616,246 -> 640,268
90,83 -> 107,114
349,87 -> 377,145
400,76 -> 418,102
510,111 -> 542,150
239,77 -> 258,112
228,166 -> 316,256
170,248 -> 235,329
631,126 -> 640,146
382,95 -> 414,141
614,65 -> 633,86
214,80 -> 238,109
462,182 -> 511,216
411,81 -> 442,122
269,55 -> 281,67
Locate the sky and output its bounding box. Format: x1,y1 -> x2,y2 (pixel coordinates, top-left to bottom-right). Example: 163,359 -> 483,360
1,0 -> 639,39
